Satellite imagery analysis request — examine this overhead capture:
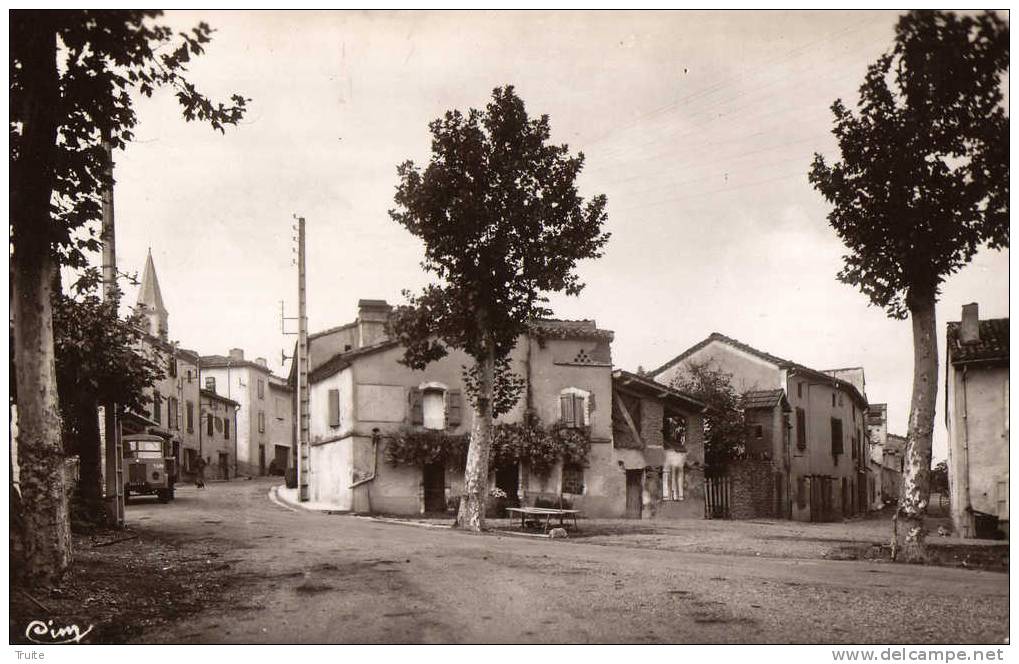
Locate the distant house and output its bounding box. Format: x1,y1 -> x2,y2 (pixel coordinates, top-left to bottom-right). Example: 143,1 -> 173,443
200,389 -> 240,479
299,299 -> 706,519
866,403 -> 904,506
201,349 -> 289,477
650,332 -> 869,522
945,303 -> 1009,539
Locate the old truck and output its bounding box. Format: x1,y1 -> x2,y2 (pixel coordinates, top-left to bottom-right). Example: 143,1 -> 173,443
123,433 -> 176,503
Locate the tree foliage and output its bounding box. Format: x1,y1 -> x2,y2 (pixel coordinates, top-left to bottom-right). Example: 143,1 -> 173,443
11,10 -> 249,267
669,360 -> 748,472
387,85 -> 610,396
929,460 -> 949,496
808,10 -> 1008,317
53,272 -> 166,450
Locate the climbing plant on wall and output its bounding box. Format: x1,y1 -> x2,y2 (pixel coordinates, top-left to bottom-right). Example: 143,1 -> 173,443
384,429 -> 470,469
384,417 -> 590,476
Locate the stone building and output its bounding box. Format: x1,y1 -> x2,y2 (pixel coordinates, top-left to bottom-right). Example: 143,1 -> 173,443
200,349 -> 280,476
200,388 -> 240,480
650,332 -> 869,522
945,303 -> 1009,539
298,299 -> 705,519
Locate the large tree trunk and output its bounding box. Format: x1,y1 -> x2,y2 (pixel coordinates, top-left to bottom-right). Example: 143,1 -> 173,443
11,13 -> 70,584
896,290 -> 938,563
456,339 -> 495,531
74,395 -> 108,526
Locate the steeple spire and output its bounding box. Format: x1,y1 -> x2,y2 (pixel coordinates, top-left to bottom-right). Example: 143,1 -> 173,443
136,248 -> 169,340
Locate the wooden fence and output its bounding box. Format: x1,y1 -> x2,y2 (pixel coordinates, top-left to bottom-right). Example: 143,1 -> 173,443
704,476 -> 731,520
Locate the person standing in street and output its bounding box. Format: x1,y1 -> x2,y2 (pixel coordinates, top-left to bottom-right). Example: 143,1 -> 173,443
195,455 -> 207,489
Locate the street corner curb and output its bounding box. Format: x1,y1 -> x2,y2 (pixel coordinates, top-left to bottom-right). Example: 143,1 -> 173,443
268,485 -> 299,512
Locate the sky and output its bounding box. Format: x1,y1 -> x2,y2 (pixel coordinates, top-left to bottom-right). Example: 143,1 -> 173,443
106,10 -> 1009,461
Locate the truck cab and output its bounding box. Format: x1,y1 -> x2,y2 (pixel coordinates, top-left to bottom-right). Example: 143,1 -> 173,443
123,434 -> 176,503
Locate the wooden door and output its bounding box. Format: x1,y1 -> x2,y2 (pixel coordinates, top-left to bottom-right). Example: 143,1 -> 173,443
423,462 -> 446,513
625,469 -> 643,519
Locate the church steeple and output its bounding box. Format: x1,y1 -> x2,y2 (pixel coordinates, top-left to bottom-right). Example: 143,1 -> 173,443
136,248 -> 169,341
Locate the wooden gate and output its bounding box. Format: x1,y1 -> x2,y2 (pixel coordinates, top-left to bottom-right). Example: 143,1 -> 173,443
704,476 -> 731,519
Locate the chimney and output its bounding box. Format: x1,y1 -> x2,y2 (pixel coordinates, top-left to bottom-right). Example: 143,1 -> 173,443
960,303 -> 980,345
255,357 -> 267,368
357,299 -> 392,348
229,348 -> 245,361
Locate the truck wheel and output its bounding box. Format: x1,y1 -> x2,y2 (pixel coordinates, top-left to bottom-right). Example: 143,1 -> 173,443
168,487 -> 175,501
157,489 -> 170,503
124,490 -> 131,505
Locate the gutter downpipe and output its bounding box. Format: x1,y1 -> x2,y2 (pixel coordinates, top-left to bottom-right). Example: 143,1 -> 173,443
960,365 -> 973,536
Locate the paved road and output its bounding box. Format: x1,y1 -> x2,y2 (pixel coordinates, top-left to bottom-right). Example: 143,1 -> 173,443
127,478 -> 1007,644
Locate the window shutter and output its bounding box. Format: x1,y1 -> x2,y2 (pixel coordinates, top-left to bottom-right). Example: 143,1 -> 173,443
328,389 -> 340,427
831,417 -> 843,456
207,413 -> 214,436
796,407 -> 806,450
560,394 -> 575,427
447,390 -> 462,426
410,388 -> 424,425
574,394 -> 586,427
588,392 -> 596,413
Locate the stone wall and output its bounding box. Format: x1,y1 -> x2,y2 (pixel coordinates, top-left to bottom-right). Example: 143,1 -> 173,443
729,459 -> 776,519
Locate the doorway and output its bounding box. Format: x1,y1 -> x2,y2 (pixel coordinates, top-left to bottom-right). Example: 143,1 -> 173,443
494,463 -> 520,507
423,462 -> 446,513
625,469 -> 643,519
258,444 -> 266,476
218,452 -> 229,479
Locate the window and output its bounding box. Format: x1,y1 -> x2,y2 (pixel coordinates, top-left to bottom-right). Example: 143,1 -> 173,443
831,393 -> 836,408
851,435 -> 858,460
258,411 -> 265,433
186,401 -> 194,432
422,389 -> 445,430
168,357 -> 177,378
410,386 -> 461,429
152,391 -> 162,424
224,417 -> 230,440
328,389 -> 340,428
207,413 -> 214,437
186,369 -> 193,384
258,379 -> 265,399
561,388 -> 592,429
831,417 -> 843,456
562,463 -> 584,495
205,377 -> 216,393
168,398 -> 179,430
754,424 -> 764,439
797,382 -> 803,399
795,407 -> 806,450
275,396 -> 287,419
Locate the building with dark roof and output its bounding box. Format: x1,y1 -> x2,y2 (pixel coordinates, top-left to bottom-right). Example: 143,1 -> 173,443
296,299 -> 707,519
945,303 -> 1009,539
651,332 -> 870,522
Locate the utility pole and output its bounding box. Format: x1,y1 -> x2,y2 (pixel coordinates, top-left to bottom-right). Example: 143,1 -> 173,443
99,136 -> 124,527
295,216 -> 310,501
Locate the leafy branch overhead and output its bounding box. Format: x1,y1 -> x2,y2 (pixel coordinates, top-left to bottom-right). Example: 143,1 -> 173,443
387,85 -> 610,369
10,10 -> 250,270
808,11 -> 1008,319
